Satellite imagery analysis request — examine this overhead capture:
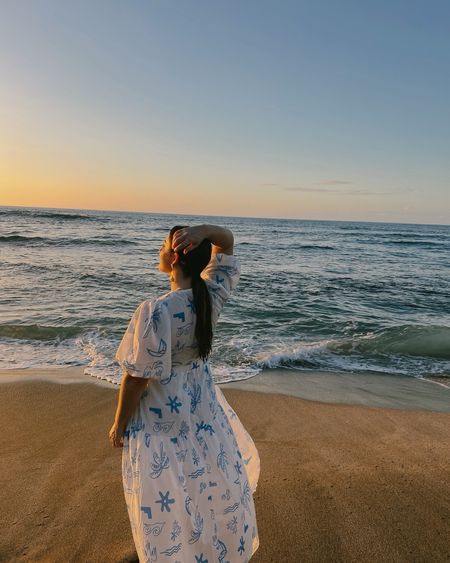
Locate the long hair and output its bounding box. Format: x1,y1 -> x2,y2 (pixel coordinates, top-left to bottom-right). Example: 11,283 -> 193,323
169,225 -> 213,361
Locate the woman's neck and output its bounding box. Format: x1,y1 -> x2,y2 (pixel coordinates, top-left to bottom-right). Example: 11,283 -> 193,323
170,270 -> 192,291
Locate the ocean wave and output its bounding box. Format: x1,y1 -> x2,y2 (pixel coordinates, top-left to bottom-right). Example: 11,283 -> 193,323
0,234 -> 138,246
299,244 -> 335,250
236,241 -> 262,247
0,324 -> 85,341
0,235 -> 47,243
360,231 -> 443,239
337,229 -> 448,242
0,208 -> 97,221
334,325 -> 450,359
255,324 -> 450,371
384,240 -> 446,247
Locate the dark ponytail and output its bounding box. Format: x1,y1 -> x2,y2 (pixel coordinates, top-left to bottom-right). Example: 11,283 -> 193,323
191,271 -> 213,360
169,225 -> 213,361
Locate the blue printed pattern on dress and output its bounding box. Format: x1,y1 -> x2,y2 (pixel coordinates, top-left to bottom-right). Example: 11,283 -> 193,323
144,521 -> 165,536
117,253 -> 259,561
183,379 -> 202,413
188,506 -> 204,543
150,442 -> 170,478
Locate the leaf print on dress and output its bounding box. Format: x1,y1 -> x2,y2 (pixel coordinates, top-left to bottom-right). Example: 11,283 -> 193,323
240,479 -> 252,514
178,420 -> 190,441
142,303 -> 163,337
195,433 -> 209,458
150,442 -> 170,479
185,494 -> 193,516
183,380 -> 202,413
143,542 -> 157,563
217,443 -> 229,477
177,474 -> 187,494
188,505 -> 204,544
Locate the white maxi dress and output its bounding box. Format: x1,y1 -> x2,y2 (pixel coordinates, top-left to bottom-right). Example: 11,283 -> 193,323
115,252 -> 260,563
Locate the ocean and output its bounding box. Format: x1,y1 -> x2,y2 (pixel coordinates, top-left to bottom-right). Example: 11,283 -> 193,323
1,206 -> 449,387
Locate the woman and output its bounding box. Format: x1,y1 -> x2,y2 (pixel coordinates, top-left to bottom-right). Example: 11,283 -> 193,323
109,224 -> 260,562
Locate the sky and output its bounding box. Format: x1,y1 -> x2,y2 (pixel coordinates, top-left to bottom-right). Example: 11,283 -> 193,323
1,1 -> 449,224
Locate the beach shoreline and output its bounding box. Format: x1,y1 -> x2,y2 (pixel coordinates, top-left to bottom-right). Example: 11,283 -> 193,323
1,366 -> 449,412
1,368 -> 449,562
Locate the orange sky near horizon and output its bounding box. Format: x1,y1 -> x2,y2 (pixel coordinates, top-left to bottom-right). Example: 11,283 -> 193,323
1,136 -> 384,221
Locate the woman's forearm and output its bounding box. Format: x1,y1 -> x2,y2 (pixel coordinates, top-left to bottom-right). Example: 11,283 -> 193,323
114,374 -> 149,429
200,224 -> 234,250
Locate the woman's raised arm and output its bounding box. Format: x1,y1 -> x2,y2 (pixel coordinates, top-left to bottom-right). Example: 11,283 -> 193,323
172,224 -> 234,255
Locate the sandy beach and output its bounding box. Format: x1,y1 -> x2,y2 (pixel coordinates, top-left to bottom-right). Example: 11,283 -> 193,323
1,368 -> 449,562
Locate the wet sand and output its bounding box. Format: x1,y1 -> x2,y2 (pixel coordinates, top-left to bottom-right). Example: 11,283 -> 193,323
0,369 -> 449,562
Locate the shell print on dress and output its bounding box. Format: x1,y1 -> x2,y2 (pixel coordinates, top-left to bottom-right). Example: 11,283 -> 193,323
116,253 -> 260,562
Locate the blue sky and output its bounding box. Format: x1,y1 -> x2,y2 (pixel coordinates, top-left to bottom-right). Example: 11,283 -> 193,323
1,0 -> 449,223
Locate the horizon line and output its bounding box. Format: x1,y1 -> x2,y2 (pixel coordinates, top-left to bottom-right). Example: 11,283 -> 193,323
0,203 -> 449,228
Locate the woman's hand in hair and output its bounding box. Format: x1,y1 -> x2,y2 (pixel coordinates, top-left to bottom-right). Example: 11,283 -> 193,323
172,226 -> 206,254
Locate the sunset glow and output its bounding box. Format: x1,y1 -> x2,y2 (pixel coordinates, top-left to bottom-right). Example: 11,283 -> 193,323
1,2 -> 449,224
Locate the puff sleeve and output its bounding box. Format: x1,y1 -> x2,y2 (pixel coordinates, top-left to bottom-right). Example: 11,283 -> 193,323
115,299 -> 172,380
200,252 -> 241,310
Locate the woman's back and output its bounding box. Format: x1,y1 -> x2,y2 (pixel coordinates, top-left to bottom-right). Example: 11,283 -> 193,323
115,251 -> 259,561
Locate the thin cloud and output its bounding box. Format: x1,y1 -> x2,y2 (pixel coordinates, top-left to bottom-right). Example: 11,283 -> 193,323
315,180 -> 353,185
285,187 -> 396,196
285,187 -> 338,193
262,182 -> 398,196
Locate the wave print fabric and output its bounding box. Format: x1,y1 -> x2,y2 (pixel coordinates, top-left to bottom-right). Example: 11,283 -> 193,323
116,253 -> 260,562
